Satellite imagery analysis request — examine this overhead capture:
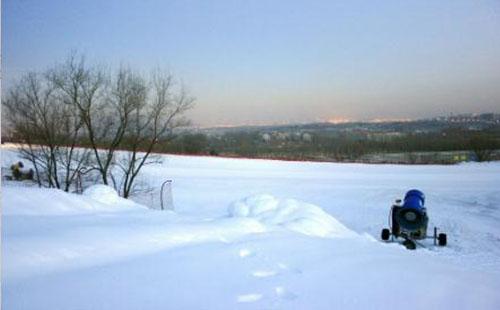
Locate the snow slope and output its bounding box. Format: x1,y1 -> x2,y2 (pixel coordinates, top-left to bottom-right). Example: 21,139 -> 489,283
2,148 -> 500,309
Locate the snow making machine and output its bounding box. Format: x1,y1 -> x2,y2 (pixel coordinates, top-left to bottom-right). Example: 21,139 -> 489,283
381,189 -> 447,250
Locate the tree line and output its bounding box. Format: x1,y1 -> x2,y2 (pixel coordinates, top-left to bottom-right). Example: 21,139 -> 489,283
156,128 -> 500,163
3,54 -> 193,197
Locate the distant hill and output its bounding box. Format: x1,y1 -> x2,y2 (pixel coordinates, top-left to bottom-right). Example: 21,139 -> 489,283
188,113 -> 500,136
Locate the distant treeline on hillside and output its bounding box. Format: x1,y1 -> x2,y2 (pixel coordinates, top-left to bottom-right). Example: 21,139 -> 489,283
156,125 -> 500,164
3,120 -> 500,164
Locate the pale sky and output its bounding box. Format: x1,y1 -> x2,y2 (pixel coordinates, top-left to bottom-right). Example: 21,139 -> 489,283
3,0 -> 500,127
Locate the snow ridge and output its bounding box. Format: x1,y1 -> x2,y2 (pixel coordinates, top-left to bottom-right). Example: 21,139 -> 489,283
229,194 -> 356,238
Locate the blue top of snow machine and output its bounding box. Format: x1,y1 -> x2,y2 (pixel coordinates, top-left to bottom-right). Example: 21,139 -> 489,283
403,189 -> 426,211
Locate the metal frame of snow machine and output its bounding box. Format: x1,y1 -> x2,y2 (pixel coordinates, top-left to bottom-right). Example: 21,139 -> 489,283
381,190 -> 447,250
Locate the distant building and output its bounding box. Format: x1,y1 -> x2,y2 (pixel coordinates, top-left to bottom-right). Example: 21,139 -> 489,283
274,132 -> 290,141
261,133 -> 271,143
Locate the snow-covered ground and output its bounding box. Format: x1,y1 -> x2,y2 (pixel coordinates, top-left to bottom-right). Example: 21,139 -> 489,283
2,146 -> 500,309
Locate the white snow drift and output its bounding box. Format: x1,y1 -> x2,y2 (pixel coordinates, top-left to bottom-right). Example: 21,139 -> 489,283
229,194 -> 356,238
83,184 -> 121,205
2,186 -> 139,216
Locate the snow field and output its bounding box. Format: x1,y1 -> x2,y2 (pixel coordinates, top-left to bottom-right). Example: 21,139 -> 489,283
2,147 -> 500,309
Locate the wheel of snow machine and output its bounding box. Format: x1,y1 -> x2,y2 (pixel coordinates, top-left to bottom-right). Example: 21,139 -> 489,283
381,228 -> 390,241
438,233 -> 447,246
403,239 -> 416,250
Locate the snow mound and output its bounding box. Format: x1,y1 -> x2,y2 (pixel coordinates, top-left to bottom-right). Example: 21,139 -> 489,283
229,194 -> 356,238
83,185 -> 120,205
2,186 -> 141,217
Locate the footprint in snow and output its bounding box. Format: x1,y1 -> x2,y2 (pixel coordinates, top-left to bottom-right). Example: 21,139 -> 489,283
234,250 -> 299,303
238,248 -> 254,258
237,293 -> 262,303
278,262 -> 302,275
275,286 -> 298,301
252,270 -> 278,278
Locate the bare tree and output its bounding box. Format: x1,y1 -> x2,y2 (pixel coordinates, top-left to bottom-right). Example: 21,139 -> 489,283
47,55 -> 121,186
3,72 -> 91,191
54,102 -> 93,191
4,53 -> 194,199
114,70 -> 194,198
